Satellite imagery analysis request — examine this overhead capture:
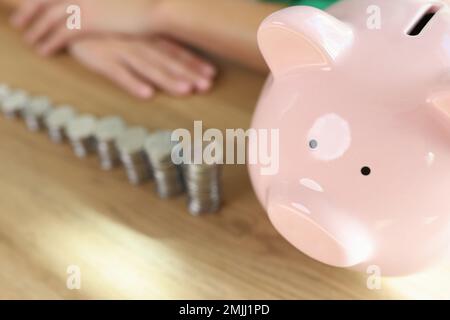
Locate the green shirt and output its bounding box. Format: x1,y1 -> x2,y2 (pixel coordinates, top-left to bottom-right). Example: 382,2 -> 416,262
265,0 -> 340,10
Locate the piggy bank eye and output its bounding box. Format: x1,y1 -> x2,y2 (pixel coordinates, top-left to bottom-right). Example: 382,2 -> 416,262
307,113 -> 351,161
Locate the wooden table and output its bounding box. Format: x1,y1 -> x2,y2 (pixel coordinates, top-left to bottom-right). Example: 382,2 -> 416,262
0,6 -> 449,300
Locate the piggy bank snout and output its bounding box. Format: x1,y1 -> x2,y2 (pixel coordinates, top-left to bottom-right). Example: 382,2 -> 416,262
267,197 -> 373,268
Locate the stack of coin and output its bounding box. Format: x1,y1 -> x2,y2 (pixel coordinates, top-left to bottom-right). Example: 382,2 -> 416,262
44,105 -> 77,143
182,140 -> 223,215
1,89 -> 29,119
66,114 -> 97,158
144,130 -> 184,199
94,116 -> 126,170
116,127 -> 152,185
22,96 -> 53,132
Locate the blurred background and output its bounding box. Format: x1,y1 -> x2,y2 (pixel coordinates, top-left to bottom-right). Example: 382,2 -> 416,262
0,0 -> 450,299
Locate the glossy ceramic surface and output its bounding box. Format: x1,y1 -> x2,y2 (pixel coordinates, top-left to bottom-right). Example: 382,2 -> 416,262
249,0 -> 450,275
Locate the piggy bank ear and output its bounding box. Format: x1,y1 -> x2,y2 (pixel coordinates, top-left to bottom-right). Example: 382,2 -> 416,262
258,6 -> 354,77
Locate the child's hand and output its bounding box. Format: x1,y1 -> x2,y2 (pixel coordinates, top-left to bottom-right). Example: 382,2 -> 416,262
11,0 -> 163,56
69,36 -> 216,99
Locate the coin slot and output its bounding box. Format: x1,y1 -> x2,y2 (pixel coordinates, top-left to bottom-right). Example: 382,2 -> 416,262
407,5 -> 441,36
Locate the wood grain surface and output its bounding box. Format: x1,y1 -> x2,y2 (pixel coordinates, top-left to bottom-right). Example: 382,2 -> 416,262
0,5 -> 449,300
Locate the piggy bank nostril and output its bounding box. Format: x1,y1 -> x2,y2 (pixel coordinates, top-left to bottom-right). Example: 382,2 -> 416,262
361,166 -> 371,176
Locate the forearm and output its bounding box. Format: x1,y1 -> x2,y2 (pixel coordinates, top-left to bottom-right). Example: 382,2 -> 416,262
2,0 -> 285,72
156,0 -> 285,73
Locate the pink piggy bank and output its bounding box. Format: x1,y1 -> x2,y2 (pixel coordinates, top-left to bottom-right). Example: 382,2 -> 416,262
249,0 -> 450,275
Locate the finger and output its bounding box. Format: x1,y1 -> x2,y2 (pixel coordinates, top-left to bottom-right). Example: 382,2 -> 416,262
11,0 -> 51,29
121,50 -> 193,97
98,62 -> 155,99
24,3 -> 67,46
139,43 -> 213,93
37,26 -> 80,56
156,39 -> 217,78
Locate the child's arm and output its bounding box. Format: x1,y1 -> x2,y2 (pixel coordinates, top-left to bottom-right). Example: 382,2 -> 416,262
10,0 -> 285,72
5,0 -> 217,99
157,0 -> 285,72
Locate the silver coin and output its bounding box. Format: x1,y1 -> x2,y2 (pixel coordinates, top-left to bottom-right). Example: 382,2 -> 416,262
66,114 -> 97,158
116,127 -> 152,185
1,89 -> 29,119
44,105 -> 77,143
94,116 -> 126,142
144,130 -> 176,165
116,127 -> 148,154
180,139 -> 223,215
144,130 -> 184,198
94,116 -> 126,170
23,96 -> 53,132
